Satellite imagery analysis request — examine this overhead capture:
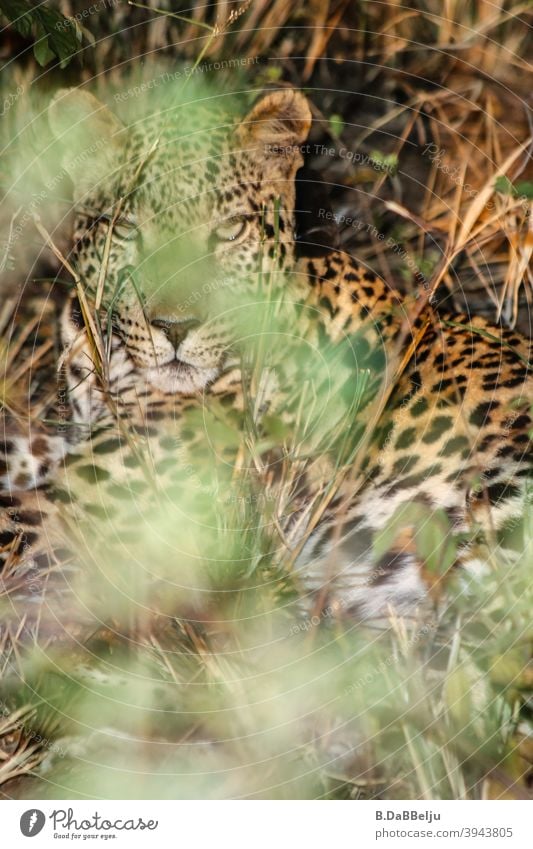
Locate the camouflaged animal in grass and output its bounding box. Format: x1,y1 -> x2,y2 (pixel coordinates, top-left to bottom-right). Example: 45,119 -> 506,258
0,87 -> 531,637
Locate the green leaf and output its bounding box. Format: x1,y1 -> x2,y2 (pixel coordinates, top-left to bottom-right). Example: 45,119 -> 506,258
514,181 -> 533,200
370,150 -> 398,175
36,6 -> 80,66
495,176 -> 533,200
494,175 -> 516,196
33,20 -> 55,67
0,0 -> 81,66
0,0 -> 33,37
329,113 -> 344,139
265,65 -> 282,82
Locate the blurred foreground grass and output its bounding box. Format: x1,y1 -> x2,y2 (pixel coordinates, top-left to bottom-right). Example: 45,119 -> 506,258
1,504 -> 531,799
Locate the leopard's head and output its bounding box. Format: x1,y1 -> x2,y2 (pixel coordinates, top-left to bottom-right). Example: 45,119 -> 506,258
48,87 -> 312,393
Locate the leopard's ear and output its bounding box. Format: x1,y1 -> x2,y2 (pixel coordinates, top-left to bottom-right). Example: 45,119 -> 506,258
237,89 -> 312,166
48,88 -> 124,200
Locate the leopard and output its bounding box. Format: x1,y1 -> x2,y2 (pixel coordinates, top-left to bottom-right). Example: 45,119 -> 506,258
0,85 -> 531,646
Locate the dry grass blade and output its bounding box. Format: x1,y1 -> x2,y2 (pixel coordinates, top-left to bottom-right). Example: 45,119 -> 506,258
0,707 -> 44,786
498,211 -> 533,323
303,0 -> 349,80
95,135 -> 161,312
455,137 -> 533,250
32,217 -> 107,383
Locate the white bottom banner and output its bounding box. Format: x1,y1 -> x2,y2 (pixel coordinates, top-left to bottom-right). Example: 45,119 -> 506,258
1,800 -> 532,848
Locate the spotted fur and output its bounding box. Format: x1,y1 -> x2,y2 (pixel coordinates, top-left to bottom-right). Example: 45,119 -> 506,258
0,88 -> 531,637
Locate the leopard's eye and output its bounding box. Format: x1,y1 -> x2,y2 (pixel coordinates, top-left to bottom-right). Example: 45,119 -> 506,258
99,214 -> 139,242
212,216 -> 248,243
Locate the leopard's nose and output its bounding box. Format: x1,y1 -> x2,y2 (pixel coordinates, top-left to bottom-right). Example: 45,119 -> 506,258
151,317 -> 201,351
